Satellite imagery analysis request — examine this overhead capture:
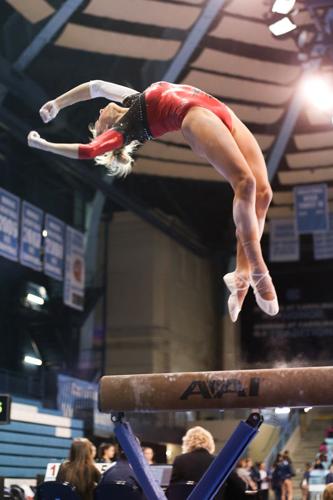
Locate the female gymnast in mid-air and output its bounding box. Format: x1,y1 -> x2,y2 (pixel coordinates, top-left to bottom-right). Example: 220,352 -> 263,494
28,80 -> 278,321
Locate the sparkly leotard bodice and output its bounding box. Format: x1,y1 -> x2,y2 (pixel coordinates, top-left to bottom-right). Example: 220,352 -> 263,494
78,81 -> 232,159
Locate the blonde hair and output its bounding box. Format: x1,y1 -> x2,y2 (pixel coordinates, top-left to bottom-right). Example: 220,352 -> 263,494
182,426 -> 215,454
89,124 -> 139,177
324,483 -> 333,500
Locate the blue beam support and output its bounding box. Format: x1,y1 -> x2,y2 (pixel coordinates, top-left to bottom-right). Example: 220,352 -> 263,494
188,412 -> 262,500
113,415 -> 167,500
14,0 -> 84,72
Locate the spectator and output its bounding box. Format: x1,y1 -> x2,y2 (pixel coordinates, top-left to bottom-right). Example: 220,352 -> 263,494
99,442 -> 141,492
171,426 -> 247,499
257,462 -> 269,500
323,483 -> 333,500
280,454 -> 294,500
271,455 -> 284,500
314,457 -> 325,470
56,437 -> 101,500
326,465 -> 333,485
246,457 -> 261,490
326,424 -> 333,438
171,426 -> 216,484
142,446 -> 155,465
282,450 -> 292,464
300,462 -> 312,500
97,443 -> 116,463
320,442 -> 328,454
235,458 -> 257,494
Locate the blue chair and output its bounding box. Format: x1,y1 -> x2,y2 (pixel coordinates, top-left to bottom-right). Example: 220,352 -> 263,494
36,482 -> 80,500
166,482 -> 196,499
94,482 -> 143,499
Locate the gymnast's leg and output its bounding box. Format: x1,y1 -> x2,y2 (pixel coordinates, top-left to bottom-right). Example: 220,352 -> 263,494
225,107 -> 273,316
181,107 -> 278,317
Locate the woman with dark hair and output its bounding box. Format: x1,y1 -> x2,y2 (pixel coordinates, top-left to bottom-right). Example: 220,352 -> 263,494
28,80 -> 278,322
56,437 -> 101,500
96,442 -> 116,463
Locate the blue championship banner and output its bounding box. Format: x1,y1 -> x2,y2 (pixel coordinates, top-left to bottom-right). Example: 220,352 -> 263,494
269,218 -> 299,262
294,183 -> 329,234
63,226 -> 85,311
0,188 -> 20,262
44,214 -> 65,281
313,213 -> 333,261
19,201 -> 43,271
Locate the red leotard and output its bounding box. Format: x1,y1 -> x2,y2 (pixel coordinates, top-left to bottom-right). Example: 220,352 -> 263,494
78,81 -> 232,159
145,81 -> 233,137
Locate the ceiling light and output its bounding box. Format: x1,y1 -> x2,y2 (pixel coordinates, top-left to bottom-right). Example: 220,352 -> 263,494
301,76 -> 333,112
26,293 -> 44,306
304,407 -> 312,413
269,17 -> 297,36
272,0 -> 296,15
24,355 -> 42,366
274,407 -> 291,415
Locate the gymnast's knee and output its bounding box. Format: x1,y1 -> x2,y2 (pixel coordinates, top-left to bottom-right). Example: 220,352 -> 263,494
234,175 -> 256,202
256,185 -> 273,211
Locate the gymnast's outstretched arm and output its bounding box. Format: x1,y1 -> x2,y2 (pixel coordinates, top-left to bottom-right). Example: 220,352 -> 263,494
39,80 -> 139,123
27,127 -> 124,159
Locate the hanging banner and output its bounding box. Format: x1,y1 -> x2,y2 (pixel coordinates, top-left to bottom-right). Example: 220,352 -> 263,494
63,226 -> 85,311
313,213 -> 333,260
19,201 -> 43,271
294,184 -> 328,234
0,188 -> 20,262
269,218 -> 299,262
44,214 -> 65,281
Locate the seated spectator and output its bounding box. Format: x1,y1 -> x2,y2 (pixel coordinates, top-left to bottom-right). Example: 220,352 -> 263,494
171,426 -> 247,499
323,483 -> 333,500
314,457 -> 325,470
326,465 -> 333,484
99,442 -> 141,492
320,441 -> 328,454
171,426 -> 216,484
142,446 -> 155,465
56,437 -> 101,500
96,443 -> 116,463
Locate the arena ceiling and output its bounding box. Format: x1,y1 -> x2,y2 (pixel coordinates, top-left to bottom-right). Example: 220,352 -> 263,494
1,0 -> 333,253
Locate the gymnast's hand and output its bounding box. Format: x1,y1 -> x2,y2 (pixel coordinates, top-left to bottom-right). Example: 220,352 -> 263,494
39,100 -> 59,123
27,131 -> 48,151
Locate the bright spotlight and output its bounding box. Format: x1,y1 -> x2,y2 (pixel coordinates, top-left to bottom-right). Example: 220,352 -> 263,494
26,293 -> 44,306
42,229 -> 48,238
274,407 -> 291,415
24,355 -> 42,366
272,0 -> 296,15
304,406 -> 312,413
301,76 -> 333,112
269,17 -> 297,36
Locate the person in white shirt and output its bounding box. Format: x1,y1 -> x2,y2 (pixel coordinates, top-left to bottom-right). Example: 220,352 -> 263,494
258,461 -> 270,500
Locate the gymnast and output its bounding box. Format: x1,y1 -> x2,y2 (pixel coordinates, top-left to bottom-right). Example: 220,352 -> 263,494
27,80 -> 278,321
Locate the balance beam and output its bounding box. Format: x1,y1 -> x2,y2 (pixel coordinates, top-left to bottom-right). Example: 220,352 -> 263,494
99,366 -> 333,412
